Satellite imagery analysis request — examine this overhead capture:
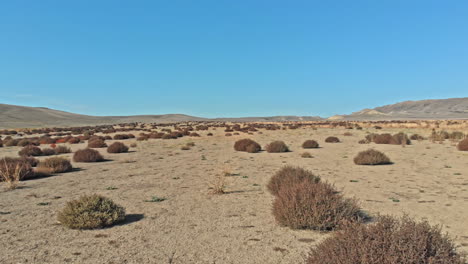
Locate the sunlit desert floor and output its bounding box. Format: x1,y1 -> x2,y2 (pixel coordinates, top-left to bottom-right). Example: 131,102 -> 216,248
1,127 -> 467,263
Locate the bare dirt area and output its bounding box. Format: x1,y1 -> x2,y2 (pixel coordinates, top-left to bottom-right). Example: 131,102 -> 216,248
1,126 -> 468,263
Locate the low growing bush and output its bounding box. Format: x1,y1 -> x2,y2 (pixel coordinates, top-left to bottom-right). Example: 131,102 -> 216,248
57,194 -> 125,229
302,140 -> 319,149
73,149 -> 104,162
234,139 -> 261,153
265,141 -> 289,153
38,157 -> 73,173
325,136 -> 340,143
268,166 -> 320,196
354,149 -> 392,165
107,142 -> 129,153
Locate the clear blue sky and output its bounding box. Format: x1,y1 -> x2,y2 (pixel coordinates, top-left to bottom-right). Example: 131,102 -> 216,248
1,1 -> 467,118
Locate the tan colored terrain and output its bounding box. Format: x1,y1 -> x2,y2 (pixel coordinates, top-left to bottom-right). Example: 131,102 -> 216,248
1,127 -> 468,263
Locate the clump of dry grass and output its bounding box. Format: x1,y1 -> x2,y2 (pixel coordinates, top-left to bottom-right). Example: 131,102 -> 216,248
88,138 -> 107,148
38,157 -> 73,173
301,152 -> 313,158
41,148 -> 56,156
307,215 -> 466,264
302,140 -> 319,149
57,194 -> 126,229
354,149 -> 391,165
209,172 -> 226,195
0,159 -> 29,190
265,141 -> 289,153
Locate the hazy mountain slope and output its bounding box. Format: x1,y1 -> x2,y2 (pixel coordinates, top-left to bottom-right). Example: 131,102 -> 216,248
330,98 -> 468,120
0,104 -> 321,128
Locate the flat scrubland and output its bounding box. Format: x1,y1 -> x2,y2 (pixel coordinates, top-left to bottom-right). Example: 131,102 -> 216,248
1,122 -> 468,263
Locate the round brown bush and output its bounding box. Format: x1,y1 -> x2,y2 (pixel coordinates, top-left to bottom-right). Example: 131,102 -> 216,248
38,157 -> 73,173
325,136 -> 340,143
18,146 -> 43,157
273,180 -> 362,230
302,140 -> 319,149
307,215 -> 466,264
3,139 -> 19,147
107,142 -> 129,153
392,132 -> 411,145
265,141 -> 289,153
268,166 -> 320,196
354,149 -> 391,165
457,138 -> 468,151
57,194 -> 125,229
87,139 -> 107,148
234,139 -> 261,153
67,137 -> 81,144
73,149 -> 104,162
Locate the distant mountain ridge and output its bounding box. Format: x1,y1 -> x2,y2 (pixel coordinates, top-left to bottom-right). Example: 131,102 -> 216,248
1,97 -> 467,128
329,97 -> 468,120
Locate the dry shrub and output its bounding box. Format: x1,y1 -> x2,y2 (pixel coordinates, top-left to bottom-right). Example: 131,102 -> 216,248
457,138 -> 468,151
301,152 -> 313,158
225,133 -> 232,136
325,136 -> 340,143
38,157 -> 73,173
55,145 -> 71,154
0,157 -> 34,187
207,133 -> 213,136
302,140 -> 319,149
181,145 -> 190,150
354,149 -> 391,165
130,143 -> 137,148
234,139 -> 261,153
268,166 -> 320,196
57,194 -> 125,229
73,149 -> 104,162
273,180 -> 362,230
307,215 -> 466,264
410,134 -> 424,140
373,133 -> 396,144
209,174 -> 226,194
88,139 -> 107,148
18,145 -> 43,157
343,132 -> 353,136
450,131 -> 466,140
0,139 -> 3,147
113,134 -> 130,140
3,139 -> 19,147
41,148 -> 56,156
265,141 -> 289,153
392,132 -> 411,145
107,142 -> 129,153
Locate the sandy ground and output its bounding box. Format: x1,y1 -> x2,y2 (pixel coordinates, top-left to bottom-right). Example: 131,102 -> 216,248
1,127 -> 467,263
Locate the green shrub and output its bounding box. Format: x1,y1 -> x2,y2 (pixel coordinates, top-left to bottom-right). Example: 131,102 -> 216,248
57,194 -> 125,229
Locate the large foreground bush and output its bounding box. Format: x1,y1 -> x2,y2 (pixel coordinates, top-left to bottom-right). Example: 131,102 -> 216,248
57,194 -> 125,229
307,215 -> 466,264
0,157 -> 34,182
273,179 -> 362,230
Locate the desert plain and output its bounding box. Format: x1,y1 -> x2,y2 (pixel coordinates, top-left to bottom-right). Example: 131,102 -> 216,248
1,122 -> 468,263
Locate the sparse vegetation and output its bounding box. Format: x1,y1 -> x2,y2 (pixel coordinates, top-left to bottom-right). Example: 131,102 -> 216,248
55,145 -> 71,154
457,138 -> 468,151
57,194 -> 126,229
18,145 -> 43,157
